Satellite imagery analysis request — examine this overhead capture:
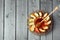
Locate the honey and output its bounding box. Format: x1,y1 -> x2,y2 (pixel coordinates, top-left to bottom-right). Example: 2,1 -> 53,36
34,17 -> 48,33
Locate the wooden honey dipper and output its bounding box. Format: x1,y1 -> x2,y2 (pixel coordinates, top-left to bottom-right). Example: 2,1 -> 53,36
36,6 -> 58,28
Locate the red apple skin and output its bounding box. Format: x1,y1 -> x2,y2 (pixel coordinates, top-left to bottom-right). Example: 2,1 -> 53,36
34,27 -> 40,33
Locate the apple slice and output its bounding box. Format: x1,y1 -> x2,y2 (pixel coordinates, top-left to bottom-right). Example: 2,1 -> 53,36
30,14 -> 36,19
34,27 -> 40,33
43,13 -> 48,18
39,28 -> 45,32
45,21 -> 51,25
29,18 -> 34,22
39,12 -> 42,18
34,12 -> 39,17
29,22 -> 34,26
43,26 -> 48,30
29,25 -> 35,32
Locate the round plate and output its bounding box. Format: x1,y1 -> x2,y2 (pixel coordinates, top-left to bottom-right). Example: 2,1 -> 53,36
27,10 -> 52,35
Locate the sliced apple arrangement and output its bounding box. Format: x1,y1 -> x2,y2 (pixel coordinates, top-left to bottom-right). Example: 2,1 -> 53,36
28,11 -> 52,34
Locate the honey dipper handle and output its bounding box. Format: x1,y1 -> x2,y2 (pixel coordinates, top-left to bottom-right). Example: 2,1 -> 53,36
36,6 -> 58,28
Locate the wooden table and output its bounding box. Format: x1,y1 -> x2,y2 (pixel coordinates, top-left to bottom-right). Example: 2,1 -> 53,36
0,0 -> 60,40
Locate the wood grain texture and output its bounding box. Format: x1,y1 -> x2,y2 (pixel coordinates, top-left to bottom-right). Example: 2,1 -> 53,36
4,0 -> 15,40
0,0 -> 3,40
53,0 -> 60,40
16,0 -> 27,40
0,0 -> 60,40
28,0 -> 41,40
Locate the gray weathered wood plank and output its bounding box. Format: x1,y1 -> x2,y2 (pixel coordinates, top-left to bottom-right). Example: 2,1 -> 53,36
53,0 -> 60,40
16,0 -> 27,40
41,0 -> 46,40
4,0 -> 15,40
28,0 -> 41,40
0,0 -> 3,40
45,0 -> 53,40
41,0 -> 53,40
